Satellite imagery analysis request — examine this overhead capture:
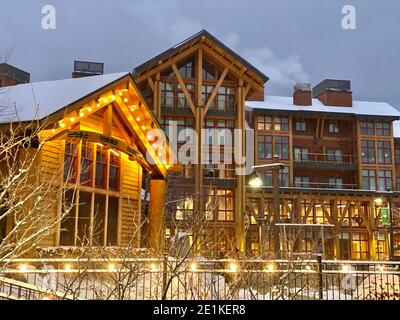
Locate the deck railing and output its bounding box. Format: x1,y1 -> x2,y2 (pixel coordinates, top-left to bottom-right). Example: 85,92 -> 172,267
294,152 -> 355,166
1,258 -> 399,300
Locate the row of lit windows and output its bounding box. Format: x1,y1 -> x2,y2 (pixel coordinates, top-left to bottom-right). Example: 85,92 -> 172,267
174,189 -> 234,222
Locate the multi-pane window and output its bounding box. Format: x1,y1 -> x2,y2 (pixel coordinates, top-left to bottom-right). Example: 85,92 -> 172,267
378,170 -> 392,191
160,82 -> 174,107
175,198 -> 194,220
274,117 -> 289,131
295,120 -> 306,132
95,145 -> 107,188
295,176 -> 310,188
258,135 -> 273,160
61,142 -> 121,247
202,60 -> 216,81
178,60 -> 194,78
275,136 -> 289,160
395,148 -> 400,164
327,149 -> 343,163
352,233 -> 369,260
257,116 -> 272,131
257,116 -> 288,132
60,191 -> 119,246
205,189 -> 234,221
360,121 -> 374,136
80,142 -> 93,185
160,116 -> 194,143
161,82 -> 194,108
361,140 -> 375,164
294,147 -> 309,162
258,166 -> 289,187
217,87 -> 235,111
377,141 -> 392,164
64,142 -> 78,182
376,121 -> 390,136
328,120 -> 339,133
201,85 -> 235,111
362,169 -> 376,190
109,151 -> 120,191
328,178 -> 343,189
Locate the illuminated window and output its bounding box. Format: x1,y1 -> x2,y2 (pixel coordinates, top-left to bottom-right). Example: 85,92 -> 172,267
257,116 -> 272,131
274,117 -> 289,131
176,198 -> 194,220
352,233 -> 369,260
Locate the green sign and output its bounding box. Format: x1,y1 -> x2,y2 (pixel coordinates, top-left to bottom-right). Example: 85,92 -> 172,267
381,207 -> 390,226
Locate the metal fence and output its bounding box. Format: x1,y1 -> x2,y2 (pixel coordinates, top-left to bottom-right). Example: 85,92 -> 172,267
0,258 -> 399,300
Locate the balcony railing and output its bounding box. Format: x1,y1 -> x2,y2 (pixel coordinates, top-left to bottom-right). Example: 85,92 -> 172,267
203,164 -> 236,180
294,182 -> 358,190
294,152 -> 355,168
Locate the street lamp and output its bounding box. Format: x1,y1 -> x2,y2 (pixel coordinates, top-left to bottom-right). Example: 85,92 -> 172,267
248,156 -> 285,259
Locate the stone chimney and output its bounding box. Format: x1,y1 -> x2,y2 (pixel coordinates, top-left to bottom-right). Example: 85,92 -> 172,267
72,60 -> 104,78
293,83 -> 312,106
0,63 -> 30,87
313,79 -> 352,107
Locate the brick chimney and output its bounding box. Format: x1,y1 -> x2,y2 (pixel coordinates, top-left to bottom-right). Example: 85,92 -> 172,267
313,79 -> 352,107
293,83 -> 312,106
72,60 -> 104,78
0,63 -> 30,87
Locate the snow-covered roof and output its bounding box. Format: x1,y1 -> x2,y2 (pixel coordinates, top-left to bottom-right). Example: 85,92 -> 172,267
246,95 -> 400,118
0,72 -> 129,123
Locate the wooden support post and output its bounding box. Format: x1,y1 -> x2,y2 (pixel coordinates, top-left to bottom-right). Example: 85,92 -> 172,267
149,179 -> 167,254
235,80 -> 246,254
272,155 -> 281,257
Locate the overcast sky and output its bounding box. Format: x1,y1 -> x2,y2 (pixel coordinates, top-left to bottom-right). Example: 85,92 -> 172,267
1,0 -> 399,107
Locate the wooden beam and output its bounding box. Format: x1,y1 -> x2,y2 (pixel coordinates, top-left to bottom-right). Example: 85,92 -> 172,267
203,67 -> 228,115
103,104 -> 113,136
135,43 -> 202,83
201,45 -> 264,93
197,48 -> 203,107
171,63 -> 196,115
147,77 -> 155,92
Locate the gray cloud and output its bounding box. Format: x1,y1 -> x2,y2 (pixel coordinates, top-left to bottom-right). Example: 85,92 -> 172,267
0,0 -> 399,108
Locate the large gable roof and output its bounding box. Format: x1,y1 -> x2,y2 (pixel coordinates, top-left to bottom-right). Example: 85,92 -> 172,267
0,72 -> 129,123
133,29 -> 269,84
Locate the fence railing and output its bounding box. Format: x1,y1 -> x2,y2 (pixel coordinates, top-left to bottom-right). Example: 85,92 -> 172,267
0,258 -> 399,300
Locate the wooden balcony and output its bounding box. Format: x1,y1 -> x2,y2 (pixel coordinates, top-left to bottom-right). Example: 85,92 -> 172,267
293,152 -> 357,170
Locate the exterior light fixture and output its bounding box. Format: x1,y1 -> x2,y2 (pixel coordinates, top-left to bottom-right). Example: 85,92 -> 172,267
190,262 -> 198,272
267,263 -> 275,273
229,262 -> 238,273
374,197 -> 383,206
305,265 -> 312,272
341,264 -> 351,273
60,122 -> 66,128
96,103 -> 100,107
19,264 -> 28,272
88,107 -> 93,112
108,263 -> 116,272
64,264 -> 72,272
79,112 -> 85,117
69,117 -> 75,122
119,92 -> 123,96
136,117 -> 141,122
124,98 -> 128,103
111,95 -> 116,99
249,172 -> 263,188
51,129 -> 56,133
150,263 -> 158,272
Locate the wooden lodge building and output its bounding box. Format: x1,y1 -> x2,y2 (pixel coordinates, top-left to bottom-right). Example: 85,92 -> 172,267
1,30 -> 400,261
